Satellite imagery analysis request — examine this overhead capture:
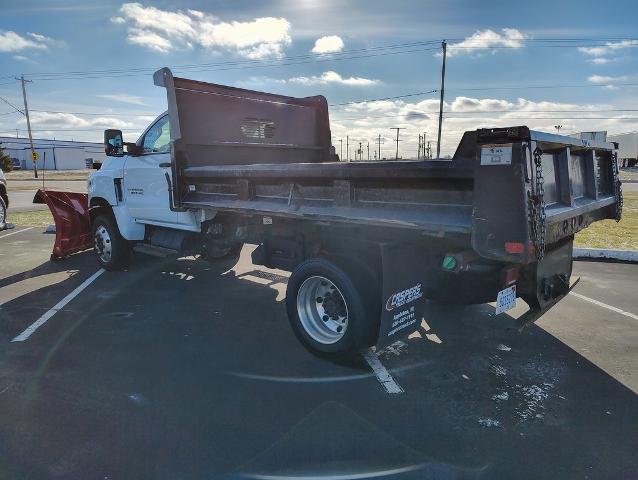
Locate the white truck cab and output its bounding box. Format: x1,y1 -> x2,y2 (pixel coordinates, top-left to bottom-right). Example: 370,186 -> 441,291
87,113 -> 207,269
89,113 -> 201,240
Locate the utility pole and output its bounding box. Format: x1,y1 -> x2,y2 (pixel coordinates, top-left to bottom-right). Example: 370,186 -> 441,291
346,135 -> 349,162
418,134 -> 422,160
390,127 -> 403,160
377,134 -> 381,160
339,138 -> 343,161
367,141 -> 370,161
17,75 -> 38,178
423,131 -> 427,157
554,124 -> 563,134
426,141 -> 432,159
358,141 -> 362,161
436,41 -> 447,160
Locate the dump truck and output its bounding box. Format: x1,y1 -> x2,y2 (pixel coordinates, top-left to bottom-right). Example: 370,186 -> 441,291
36,68 -> 623,356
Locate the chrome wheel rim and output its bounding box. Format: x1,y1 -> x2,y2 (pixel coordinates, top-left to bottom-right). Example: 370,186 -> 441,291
296,276 -> 348,345
94,225 -> 112,263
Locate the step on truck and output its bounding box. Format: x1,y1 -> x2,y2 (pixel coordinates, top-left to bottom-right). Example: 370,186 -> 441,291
39,67 -> 623,356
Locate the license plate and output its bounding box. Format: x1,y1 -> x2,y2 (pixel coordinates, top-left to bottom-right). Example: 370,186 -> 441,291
495,285 -> 517,315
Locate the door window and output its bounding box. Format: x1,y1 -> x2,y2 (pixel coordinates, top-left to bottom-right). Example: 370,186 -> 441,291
142,116 -> 171,153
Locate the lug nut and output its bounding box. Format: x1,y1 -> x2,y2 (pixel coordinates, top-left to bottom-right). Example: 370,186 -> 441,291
322,315 -> 329,322
316,297 -> 323,303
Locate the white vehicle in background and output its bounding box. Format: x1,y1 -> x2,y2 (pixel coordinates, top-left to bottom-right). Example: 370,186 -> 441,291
0,168 -> 8,230
608,132 -> 638,168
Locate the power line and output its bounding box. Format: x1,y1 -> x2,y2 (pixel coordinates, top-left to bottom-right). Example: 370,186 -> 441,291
0,95 -> 24,115
7,128 -> 141,132
333,108 -> 638,121
23,40 -> 443,78
18,46 -> 443,81
8,37 -> 638,82
30,109 -> 159,117
329,90 -> 437,107
449,82 -> 638,92
22,37 -> 627,79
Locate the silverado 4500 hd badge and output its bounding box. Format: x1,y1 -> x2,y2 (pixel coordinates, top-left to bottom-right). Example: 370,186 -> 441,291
385,284 -> 423,311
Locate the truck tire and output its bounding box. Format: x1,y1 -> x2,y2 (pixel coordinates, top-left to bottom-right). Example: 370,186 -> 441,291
286,258 -> 377,356
92,214 -> 131,271
0,195 -> 6,230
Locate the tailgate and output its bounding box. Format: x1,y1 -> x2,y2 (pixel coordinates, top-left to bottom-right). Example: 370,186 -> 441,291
468,126 -> 621,263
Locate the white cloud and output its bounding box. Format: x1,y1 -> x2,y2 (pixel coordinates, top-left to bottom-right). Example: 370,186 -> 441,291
588,75 -> 628,84
578,40 -> 638,58
312,35 -> 344,54
20,111 -> 135,130
27,32 -> 53,43
96,94 -> 147,105
287,70 -> 378,86
447,28 -> 528,57
113,3 -> 291,58
0,30 -> 54,52
590,57 -> 613,65
127,30 -> 173,53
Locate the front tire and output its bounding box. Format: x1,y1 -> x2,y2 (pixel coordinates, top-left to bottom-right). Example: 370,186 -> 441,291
92,214 -> 131,270
286,258 -> 377,356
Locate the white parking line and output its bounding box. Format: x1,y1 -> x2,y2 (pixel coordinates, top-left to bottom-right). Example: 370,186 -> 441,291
362,348 -> 404,394
571,291 -> 638,321
0,227 -> 34,239
12,268 -> 105,342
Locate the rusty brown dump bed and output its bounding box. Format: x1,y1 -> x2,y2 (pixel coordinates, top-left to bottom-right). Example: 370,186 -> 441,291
153,67 -> 332,166
154,68 -> 622,265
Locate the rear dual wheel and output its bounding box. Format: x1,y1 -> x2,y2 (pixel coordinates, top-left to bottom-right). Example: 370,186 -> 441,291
286,258 -> 378,356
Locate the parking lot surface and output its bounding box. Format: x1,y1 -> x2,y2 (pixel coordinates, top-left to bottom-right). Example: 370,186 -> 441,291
1,227 -> 637,479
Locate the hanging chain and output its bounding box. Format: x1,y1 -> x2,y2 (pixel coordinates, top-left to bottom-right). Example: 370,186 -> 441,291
528,146 -> 546,260
611,151 -> 623,222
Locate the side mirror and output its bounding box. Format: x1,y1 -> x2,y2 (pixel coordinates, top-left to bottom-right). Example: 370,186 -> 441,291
104,129 -> 124,157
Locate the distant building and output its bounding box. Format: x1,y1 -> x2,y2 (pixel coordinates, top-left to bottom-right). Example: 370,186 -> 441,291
569,131 -> 608,143
569,130 -> 638,167
0,136 -> 107,170
608,132 -> 638,167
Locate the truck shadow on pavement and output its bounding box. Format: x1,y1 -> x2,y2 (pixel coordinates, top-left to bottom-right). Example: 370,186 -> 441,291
0,251 -> 637,479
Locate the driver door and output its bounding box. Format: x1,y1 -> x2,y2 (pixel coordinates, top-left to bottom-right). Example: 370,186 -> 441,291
123,115 -> 179,225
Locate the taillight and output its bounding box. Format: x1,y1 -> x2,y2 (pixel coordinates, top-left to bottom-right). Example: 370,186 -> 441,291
504,242 -> 525,254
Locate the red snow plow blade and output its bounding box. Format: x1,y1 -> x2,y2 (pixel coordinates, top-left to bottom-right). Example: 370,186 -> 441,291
33,189 -> 92,260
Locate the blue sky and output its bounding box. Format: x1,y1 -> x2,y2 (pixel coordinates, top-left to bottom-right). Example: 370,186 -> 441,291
1,0 -> 637,156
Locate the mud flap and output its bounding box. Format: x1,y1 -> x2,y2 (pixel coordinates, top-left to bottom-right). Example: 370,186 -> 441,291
518,238 -> 574,311
33,189 -> 92,260
375,243 -> 427,349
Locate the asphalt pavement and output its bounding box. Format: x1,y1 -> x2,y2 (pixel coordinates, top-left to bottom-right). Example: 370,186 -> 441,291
0,228 -> 637,479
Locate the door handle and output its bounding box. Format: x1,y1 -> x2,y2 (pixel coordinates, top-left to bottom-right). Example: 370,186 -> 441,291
159,162 -> 172,168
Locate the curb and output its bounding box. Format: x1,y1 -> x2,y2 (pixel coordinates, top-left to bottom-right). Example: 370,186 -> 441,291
573,248 -> 638,263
